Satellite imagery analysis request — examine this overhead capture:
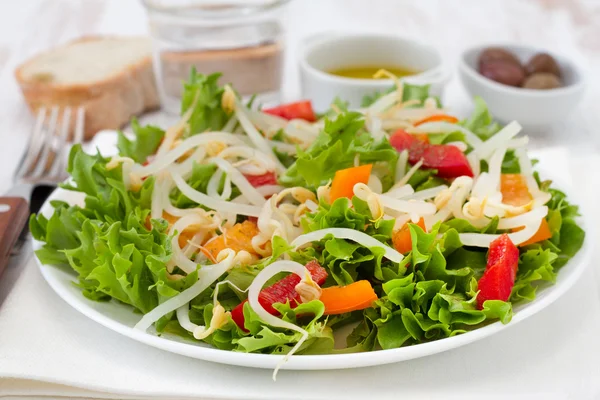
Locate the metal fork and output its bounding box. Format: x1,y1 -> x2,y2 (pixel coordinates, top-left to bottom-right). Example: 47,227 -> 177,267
9,106 -> 85,207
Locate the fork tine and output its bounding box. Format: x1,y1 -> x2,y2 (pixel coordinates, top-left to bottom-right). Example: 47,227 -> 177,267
73,106 -> 85,146
48,107 -> 72,179
14,107 -> 47,182
30,106 -> 59,179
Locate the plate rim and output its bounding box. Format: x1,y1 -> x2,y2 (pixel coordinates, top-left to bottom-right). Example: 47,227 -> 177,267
33,174 -> 593,371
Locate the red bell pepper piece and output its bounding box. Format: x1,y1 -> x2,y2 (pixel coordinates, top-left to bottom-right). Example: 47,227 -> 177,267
243,171 -> 278,187
263,100 -> 317,122
476,234 -> 520,309
390,129 -> 473,179
231,260 -> 328,331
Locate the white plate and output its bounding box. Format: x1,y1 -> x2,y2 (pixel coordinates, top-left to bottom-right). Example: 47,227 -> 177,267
33,161 -> 591,371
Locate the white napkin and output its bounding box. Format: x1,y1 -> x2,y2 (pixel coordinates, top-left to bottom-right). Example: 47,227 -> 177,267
1,148 -> 599,400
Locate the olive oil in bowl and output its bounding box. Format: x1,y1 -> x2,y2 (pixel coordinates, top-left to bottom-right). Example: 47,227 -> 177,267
328,66 -> 417,80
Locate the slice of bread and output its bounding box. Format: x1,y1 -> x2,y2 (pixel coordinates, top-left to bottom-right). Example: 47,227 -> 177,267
15,36 -> 159,140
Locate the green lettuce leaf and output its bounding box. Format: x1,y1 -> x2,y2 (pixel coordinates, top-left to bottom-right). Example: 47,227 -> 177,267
202,300 -> 334,355
181,69 -> 231,136
361,83 -> 438,108
117,118 -> 165,163
460,96 -> 502,140
281,112 -> 398,190
298,196 -> 394,285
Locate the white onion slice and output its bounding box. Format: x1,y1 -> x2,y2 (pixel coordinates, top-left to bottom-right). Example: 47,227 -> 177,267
385,184 -> 414,199
222,115 -> 238,132
506,137 -> 529,149
403,185 -> 447,201
366,116 -> 385,141
473,121 -> 521,160
257,184 -> 285,197
467,152 -> 480,178
515,148 -> 544,200
446,141 -> 468,152
471,172 -> 494,199
176,304 -> 199,333
395,149 -> 409,183
172,172 -> 262,217
151,173 -> 167,219
411,121 -> 484,149
393,214 -> 412,231
387,107 -> 442,121
424,208 -> 452,231
367,91 -> 399,114
207,169 -> 225,199
217,146 -> 277,171
367,174 -> 383,194
248,109 -> 287,131
497,206 -> 548,230
156,96 -> 197,156
305,199 -> 318,212
488,147 -> 507,195
291,228 -> 403,263
171,147 -> 207,179
284,120 -> 320,145
269,141 -> 298,154
395,159 -> 424,188
247,260 -> 313,380
234,102 -> 286,172
169,213 -> 206,274
459,215 -> 545,247
210,157 -> 266,206
134,250 -> 236,332
380,196 -> 437,216
132,132 -> 246,178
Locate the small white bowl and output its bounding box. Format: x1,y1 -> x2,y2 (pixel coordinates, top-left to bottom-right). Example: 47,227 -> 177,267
459,44 -> 585,127
299,33 -> 450,112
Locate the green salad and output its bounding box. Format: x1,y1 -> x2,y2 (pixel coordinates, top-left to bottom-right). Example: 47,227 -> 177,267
31,70 -> 585,377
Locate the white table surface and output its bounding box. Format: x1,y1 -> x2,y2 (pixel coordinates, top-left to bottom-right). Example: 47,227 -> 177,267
0,0 -> 599,399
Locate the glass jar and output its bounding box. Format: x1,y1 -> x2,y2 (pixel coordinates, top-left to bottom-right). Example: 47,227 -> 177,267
142,0 -> 289,113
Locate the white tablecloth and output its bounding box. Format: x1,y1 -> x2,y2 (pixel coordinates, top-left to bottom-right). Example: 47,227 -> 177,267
0,148 -> 598,400
1,0 -> 600,398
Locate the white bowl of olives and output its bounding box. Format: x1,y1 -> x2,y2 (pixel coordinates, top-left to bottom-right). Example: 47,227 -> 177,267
459,44 -> 585,127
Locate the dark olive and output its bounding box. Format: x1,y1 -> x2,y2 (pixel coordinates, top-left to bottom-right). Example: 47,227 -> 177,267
479,60 -> 526,87
478,48 -> 521,70
525,53 -> 561,77
522,72 -> 562,89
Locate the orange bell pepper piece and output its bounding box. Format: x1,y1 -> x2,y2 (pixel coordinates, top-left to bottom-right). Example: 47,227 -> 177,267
392,217 -> 426,254
500,174 -> 532,207
414,114 -> 459,127
329,164 -> 373,202
319,280 -> 378,315
515,218 -> 553,247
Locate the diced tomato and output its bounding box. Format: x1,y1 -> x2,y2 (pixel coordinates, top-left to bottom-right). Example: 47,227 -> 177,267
231,260 -> 328,331
476,234 -> 520,309
263,101 -> 317,122
243,171 -> 278,187
421,145 -> 474,178
390,129 -> 473,179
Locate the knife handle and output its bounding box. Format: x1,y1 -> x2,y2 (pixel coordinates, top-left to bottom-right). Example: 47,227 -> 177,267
0,197 -> 30,277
